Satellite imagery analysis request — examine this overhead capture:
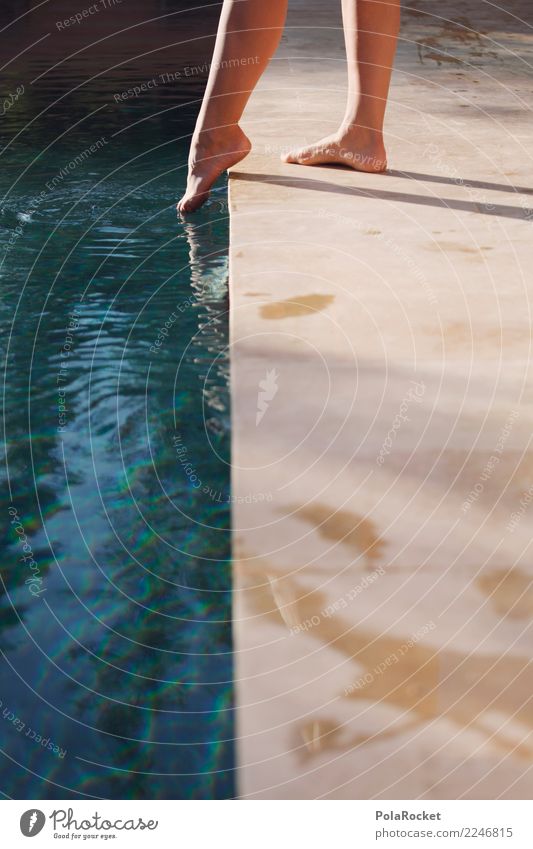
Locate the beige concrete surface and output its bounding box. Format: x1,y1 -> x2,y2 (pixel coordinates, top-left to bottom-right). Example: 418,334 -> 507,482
229,0 -> 533,799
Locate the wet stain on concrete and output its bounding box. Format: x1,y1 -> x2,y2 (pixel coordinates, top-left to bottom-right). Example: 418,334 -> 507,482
288,503 -> 386,566
426,240 -> 489,256
423,50 -> 462,65
240,561 -> 533,762
415,14 -> 487,67
439,16 -> 483,44
299,719 -> 341,755
260,294 -> 334,320
477,569 -> 533,620
437,321 -> 530,349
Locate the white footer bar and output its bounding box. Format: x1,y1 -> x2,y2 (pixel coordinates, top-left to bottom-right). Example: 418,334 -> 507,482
3,800 -> 532,847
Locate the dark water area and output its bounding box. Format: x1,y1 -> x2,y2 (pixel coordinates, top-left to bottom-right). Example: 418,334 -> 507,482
0,0 -> 235,799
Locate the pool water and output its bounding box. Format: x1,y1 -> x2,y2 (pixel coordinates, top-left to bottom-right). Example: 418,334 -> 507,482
0,7 -> 234,800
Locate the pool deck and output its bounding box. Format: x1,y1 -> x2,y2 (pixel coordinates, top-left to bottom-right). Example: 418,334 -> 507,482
229,0 -> 533,799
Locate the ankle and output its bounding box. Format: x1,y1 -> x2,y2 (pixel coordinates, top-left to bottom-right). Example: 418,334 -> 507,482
194,123 -> 241,146
340,123 -> 384,148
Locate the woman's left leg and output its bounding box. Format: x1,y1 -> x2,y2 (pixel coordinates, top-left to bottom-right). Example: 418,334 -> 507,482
283,0 -> 401,172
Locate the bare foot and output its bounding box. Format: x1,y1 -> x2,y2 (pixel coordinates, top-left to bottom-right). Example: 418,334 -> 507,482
177,125 -> 251,214
282,128 -> 387,173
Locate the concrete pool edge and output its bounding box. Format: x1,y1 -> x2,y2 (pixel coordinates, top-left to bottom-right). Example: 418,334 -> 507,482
228,0 -> 533,800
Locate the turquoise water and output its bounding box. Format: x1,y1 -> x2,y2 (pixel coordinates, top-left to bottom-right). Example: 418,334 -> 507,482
0,35 -> 234,798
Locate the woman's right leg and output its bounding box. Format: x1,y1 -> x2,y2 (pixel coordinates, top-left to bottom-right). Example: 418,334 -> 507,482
177,0 -> 288,213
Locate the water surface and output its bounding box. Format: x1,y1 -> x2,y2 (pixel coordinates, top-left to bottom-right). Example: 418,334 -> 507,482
1,2 -> 234,799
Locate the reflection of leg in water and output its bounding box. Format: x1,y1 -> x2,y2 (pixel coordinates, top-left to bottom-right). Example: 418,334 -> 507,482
182,219 -> 230,433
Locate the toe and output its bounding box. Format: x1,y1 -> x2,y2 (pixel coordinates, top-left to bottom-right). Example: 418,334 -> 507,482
283,148 -> 310,165
177,190 -> 209,214
295,151 -> 319,166
281,150 -> 297,164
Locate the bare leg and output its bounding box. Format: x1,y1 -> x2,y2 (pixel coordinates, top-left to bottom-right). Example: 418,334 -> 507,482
177,0 -> 288,213
284,0 -> 400,172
